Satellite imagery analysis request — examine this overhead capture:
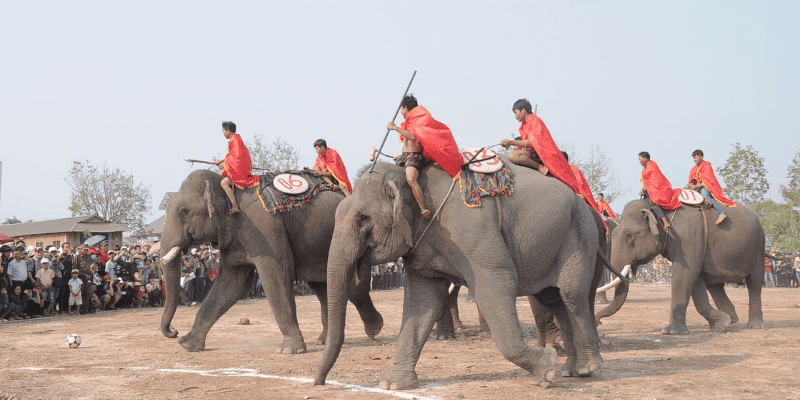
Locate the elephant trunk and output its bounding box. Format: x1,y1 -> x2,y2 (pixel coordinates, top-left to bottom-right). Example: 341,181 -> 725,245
314,238 -> 358,385
159,245 -> 183,338
594,279 -> 630,324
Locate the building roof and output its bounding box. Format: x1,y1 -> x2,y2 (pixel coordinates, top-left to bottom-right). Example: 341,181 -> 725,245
134,215 -> 165,238
0,215 -> 131,237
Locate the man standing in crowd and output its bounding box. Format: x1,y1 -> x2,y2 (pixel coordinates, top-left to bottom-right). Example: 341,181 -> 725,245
75,244 -> 93,314
8,248 -> 31,290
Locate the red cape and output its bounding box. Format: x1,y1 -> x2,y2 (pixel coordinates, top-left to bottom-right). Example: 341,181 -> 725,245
401,106 -> 464,178
688,161 -> 736,207
519,115 -> 581,194
571,165 -> 608,233
313,148 -> 352,192
640,160 -> 681,210
598,201 -> 616,220
222,134 -> 259,189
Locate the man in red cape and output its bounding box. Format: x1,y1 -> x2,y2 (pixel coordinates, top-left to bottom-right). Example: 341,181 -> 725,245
500,99 -> 581,196
312,139 -> 352,197
639,151 -> 681,229
686,149 -> 735,225
596,193 -> 617,220
215,121 -> 259,214
387,95 -> 463,218
562,151 -> 609,235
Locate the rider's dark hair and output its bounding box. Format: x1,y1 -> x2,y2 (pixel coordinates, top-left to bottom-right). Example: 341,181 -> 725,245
638,151 -> 651,160
222,121 -> 236,133
401,94 -> 418,111
314,139 -> 327,149
512,99 -> 533,114
692,149 -> 704,157
561,151 -> 570,162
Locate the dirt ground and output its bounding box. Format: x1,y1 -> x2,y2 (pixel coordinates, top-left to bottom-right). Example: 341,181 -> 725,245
2,284 -> 800,400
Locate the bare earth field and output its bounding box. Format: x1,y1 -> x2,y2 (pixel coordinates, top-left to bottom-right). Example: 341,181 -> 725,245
2,284 -> 800,400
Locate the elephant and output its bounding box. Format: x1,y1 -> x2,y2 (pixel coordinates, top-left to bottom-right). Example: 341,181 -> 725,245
595,218 -> 619,304
596,198 -> 766,335
314,161 -> 605,390
158,169 -> 383,353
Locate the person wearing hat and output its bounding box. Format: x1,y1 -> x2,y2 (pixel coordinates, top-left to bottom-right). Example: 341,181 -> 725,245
35,258 -> 55,317
67,269 -> 83,315
75,244 -> 93,314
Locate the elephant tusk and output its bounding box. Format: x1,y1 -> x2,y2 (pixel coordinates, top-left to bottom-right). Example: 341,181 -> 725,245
596,264 -> 631,293
161,246 -> 182,263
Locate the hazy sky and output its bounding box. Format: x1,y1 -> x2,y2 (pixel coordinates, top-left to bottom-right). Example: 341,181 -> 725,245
1,1 -> 798,225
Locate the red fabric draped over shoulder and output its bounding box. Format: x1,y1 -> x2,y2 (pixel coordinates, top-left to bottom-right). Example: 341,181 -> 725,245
598,201 -> 616,220
222,134 -> 259,189
688,161 -> 736,207
519,115 -> 581,194
313,148 -> 352,192
401,106 -> 464,178
641,160 -> 681,210
571,165 -> 608,233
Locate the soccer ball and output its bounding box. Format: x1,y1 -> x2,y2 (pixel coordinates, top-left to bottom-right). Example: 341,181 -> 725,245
66,334 -> 82,349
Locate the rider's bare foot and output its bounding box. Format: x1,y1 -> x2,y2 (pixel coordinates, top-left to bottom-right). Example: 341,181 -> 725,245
229,207 -> 240,215
715,213 -> 727,225
369,145 -> 378,162
661,218 -> 671,230
421,209 -> 432,219
538,165 -> 549,175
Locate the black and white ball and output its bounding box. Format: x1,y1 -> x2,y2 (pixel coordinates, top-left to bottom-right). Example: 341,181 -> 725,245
66,334 -> 82,349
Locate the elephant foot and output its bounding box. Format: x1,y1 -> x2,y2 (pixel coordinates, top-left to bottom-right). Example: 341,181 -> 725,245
363,315 -> 384,339
162,325 -> 179,338
708,312 -> 731,333
430,329 -> 457,341
453,321 -> 464,331
316,330 -> 327,345
276,337 -> 307,354
379,370 -> 419,390
530,347 -> 558,388
595,293 -> 609,304
661,322 -> 690,335
561,356 -> 577,377
747,319 -> 766,329
177,334 -> 206,352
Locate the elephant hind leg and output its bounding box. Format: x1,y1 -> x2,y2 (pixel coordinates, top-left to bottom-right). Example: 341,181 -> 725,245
178,264 -> 254,352
744,273 -> 766,329
449,285 -> 464,331
690,280 -> 730,332
307,281 -> 329,345
528,295 -> 562,352
706,282 -> 739,324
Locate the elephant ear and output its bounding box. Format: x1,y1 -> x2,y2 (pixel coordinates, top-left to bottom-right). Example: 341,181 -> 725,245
204,180 -> 218,222
387,180 -> 413,249
640,209 -> 660,238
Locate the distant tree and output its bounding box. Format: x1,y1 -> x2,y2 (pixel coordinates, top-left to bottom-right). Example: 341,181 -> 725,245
210,134 -> 300,173
718,143 -> 768,206
751,200 -> 800,251
562,144 -> 628,203
65,161 -> 152,232
2,216 -> 23,225
780,149 -> 800,207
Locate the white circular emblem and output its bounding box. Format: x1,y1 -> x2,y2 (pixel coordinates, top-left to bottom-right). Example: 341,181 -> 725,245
273,174 -> 309,194
461,147 -> 503,173
678,188 -> 704,205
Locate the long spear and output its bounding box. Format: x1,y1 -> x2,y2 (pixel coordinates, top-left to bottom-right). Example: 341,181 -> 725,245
184,159 -> 271,171
367,70 -> 417,182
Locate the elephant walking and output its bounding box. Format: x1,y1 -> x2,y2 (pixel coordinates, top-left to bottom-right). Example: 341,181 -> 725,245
159,170 -> 383,353
597,199 -> 766,335
315,162 -> 604,389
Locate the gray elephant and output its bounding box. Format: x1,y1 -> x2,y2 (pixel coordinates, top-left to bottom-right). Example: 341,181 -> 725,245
596,199 -> 766,335
159,170 -> 383,353
314,161 -> 605,389
595,218 -> 619,304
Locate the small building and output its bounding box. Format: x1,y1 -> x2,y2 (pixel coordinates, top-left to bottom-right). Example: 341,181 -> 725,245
131,215 -> 165,242
0,215 -> 130,249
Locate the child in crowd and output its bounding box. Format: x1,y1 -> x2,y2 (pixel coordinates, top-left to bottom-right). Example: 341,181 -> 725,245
0,286 -> 12,321
35,258 -> 55,317
67,269 -> 83,315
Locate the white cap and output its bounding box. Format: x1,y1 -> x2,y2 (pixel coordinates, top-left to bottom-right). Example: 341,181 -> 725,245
27,245 -> 35,252
190,248 -> 197,254
41,258 -> 50,264
48,247 -> 58,252
121,246 -> 128,250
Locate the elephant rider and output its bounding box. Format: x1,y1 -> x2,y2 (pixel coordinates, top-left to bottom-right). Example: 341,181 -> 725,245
501,99 -> 582,197
685,149 -> 735,225
596,193 -> 617,220
215,121 -> 259,215
312,139 -> 352,197
638,151 -> 681,230
386,94 -> 464,219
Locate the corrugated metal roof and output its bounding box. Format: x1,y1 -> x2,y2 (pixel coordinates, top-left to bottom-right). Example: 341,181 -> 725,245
144,215 -> 165,235
0,215 -> 131,237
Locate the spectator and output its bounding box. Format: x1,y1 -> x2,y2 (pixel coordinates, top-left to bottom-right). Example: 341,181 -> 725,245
8,248 -> 32,290
95,275 -> 111,311
1,244 -> 12,290
32,247 -> 44,274
206,251 -> 219,292
116,279 -> 135,308
0,286 -> 14,322
795,255 -> 800,288
105,250 -> 117,277
194,253 -> 206,303
25,284 -> 49,317
67,269 -> 83,315
764,257 -> 776,288
104,278 -> 121,310
35,258 -> 55,317
8,285 -> 27,320
57,243 -> 74,315
75,244 -> 93,314
134,284 -> 148,308
146,276 -> 162,307
100,244 -> 110,267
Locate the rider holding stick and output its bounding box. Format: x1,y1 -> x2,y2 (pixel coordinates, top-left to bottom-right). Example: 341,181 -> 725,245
216,121 -> 259,214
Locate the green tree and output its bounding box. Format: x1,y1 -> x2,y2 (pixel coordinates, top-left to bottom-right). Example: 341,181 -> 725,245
65,161 -> 152,231
2,216 -> 23,225
751,200 -> 800,251
718,143 -> 768,206
780,149 -> 800,207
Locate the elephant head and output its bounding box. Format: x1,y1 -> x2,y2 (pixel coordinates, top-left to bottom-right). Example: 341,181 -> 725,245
596,199 -> 665,322
159,170 -> 233,338
315,164 -> 418,384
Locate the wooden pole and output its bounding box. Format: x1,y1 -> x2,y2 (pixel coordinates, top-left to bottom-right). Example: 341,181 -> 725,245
367,70 -> 417,182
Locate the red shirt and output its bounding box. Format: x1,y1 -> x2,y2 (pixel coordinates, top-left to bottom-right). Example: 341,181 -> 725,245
688,160 -> 736,207
598,201 -> 616,219
640,160 -> 681,210
401,106 -> 464,178
313,148 -> 352,192
221,134 -> 259,189
519,115 -> 581,194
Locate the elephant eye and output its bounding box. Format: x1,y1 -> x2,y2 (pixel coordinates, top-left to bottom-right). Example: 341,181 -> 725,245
355,212 -> 370,233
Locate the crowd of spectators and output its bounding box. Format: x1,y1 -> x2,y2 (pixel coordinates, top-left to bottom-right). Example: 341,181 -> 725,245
1,240 -> 164,322
764,251 -> 800,288
177,244 -> 220,306
371,258 -> 405,290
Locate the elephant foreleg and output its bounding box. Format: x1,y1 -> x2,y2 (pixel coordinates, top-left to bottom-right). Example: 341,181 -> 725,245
705,282 -> 739,324
307,281 -> 329,345
347,267 -> 384,339
379,272 -> 449,391
663,260 -> 698,335
177,264 -> 254,352
690,280 -> 730,332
